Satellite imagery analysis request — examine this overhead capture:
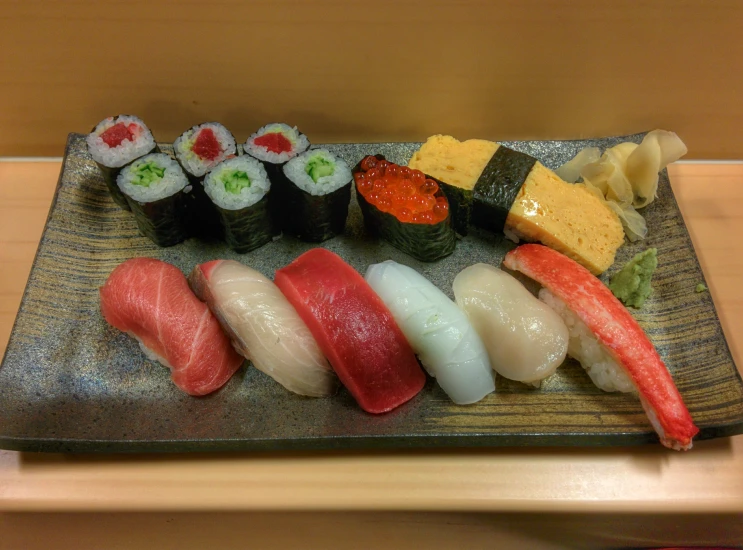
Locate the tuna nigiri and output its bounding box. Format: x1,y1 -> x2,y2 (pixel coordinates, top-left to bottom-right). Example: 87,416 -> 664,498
452,264 -> 569,386
504,244 -> 699,450
365,260 -> 495,405
99,258 -> 244,396
189,260 -> 338,397
275,248 -> 426,414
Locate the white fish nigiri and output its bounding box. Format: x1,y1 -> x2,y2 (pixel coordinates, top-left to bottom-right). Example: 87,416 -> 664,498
189,260 -> 338,397
452,263 -> 568,386
365,260 -> 495,404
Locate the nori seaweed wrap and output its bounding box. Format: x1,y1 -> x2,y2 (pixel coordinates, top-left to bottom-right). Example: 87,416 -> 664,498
353,155 -> 456,262
203,156 -> 278,253
470,146 -> 537,233
276,148 -> 352,242
173,122 -> 238,238
117,153 -> 190,247
86,115 -> 158,211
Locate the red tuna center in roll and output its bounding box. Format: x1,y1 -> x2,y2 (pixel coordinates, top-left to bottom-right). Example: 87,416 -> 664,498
99,257 -> 244,396
274,248 -> 426,413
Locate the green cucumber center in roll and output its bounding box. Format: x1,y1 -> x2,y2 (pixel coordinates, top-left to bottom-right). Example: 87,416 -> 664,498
131,161 -> 166,187
305,154 -> 335,183
220,169 -> 251,194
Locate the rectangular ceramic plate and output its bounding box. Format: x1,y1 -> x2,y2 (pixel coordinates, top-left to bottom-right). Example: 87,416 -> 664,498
1,133 -> 742,453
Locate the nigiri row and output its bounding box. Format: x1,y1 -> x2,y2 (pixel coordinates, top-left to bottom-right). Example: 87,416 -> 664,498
99,245 -> 698,450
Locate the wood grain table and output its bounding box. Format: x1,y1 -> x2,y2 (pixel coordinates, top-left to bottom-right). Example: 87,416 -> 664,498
0,161 -> 741,548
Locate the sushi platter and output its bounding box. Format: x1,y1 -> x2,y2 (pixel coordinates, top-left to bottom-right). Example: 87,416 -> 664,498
0,128 -> 742,453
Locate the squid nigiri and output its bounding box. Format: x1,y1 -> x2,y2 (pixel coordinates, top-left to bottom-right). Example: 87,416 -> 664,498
504,243 -> 699,450
452,263 -> 569,386
365,260 -> 495,405
189,260 -> 337,397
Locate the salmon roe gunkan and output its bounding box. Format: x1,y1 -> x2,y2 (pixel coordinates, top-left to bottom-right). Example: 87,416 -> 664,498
355,156 -> 449,225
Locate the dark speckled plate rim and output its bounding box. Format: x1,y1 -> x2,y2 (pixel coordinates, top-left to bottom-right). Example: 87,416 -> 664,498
1,132 -> 742,453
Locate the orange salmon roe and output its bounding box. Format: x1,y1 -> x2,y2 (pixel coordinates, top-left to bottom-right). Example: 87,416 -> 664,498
355,156 -> 449,225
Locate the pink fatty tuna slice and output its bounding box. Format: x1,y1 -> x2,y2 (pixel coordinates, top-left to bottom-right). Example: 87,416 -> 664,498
274,248 -> 426,414
504,244 -> 699,451
189,260 -> 338,397
99,257 -> 244,396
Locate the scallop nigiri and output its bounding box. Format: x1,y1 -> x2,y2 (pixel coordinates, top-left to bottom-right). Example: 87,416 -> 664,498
452,263 -> 569,386
504,243 -> 698,450
189,260 -> 338,397
365,260 -> 495,405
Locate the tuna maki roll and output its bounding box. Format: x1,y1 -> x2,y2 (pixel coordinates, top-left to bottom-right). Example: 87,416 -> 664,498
117,153 -> 190,247
278,149 -> 352,242
203,156 -> 277,253
86,115 -> 157,210
174,122 -> 238,238
354,155 -> 456,262
243,123 -> 310,179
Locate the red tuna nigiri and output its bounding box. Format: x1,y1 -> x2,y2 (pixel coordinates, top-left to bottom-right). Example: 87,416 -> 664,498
100,257 -> 244,396
274,248 -> 426,413
504,244 -> 699,450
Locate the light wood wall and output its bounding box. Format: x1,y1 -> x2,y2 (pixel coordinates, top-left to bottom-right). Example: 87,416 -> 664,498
1,0 -> 742,157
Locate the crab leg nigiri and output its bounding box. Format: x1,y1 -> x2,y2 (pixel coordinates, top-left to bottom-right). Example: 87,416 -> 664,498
503,244 -> 699,450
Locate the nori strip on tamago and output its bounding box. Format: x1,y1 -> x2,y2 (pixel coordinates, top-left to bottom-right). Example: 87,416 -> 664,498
127,193 -> 189,247
353,155 -> 456,262
217,195 -> 278,253
471,146 -> 537,233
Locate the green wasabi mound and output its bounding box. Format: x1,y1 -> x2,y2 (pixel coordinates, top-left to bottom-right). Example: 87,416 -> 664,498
305,154 -> 335,183
608,248 -> 658,308
131,161 -> 165,187
220,170 -> 251,194
695,283 -> 708,293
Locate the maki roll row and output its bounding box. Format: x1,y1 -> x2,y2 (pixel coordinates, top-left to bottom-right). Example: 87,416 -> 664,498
87,116 -> 353,251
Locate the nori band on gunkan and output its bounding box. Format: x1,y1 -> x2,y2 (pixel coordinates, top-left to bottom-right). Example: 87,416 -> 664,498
174,122 -> 238,239
203,156 -> 277,253
116,153 -> 190,247
277,149 -> 352,242
86,115 -> 158,211
354,155 -> 456,262
471,146 -> 537,233
435,177 -> 472,236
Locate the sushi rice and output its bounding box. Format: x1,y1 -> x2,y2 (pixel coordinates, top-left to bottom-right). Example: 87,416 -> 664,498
87,115 -> 156,168
283,148 -> 351,196
204,156 -> 270,210
117,153 -> 190,202
244,123 -> 310,164
174,122 -> 237,177
539,288 -> 634,392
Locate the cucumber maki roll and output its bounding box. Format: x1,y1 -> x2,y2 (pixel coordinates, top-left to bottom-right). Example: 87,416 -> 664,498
86,115 -> 158,211
174,122 -> 238,238
243,123 -> 310,180
203,156 -> 277,253
117,153 -> 190,247
278,149 -> 352,242
354,155 -> 456,262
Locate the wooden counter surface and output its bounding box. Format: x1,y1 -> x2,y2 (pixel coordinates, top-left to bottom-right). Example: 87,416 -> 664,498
0,161 -> 742,545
